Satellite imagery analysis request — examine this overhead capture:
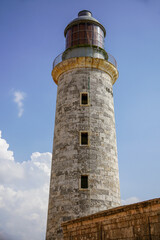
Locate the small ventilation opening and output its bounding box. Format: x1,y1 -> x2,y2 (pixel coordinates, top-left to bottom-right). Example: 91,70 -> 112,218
81,93 -> 89,105
80,132 -> 89,145
81,175 -> 88,189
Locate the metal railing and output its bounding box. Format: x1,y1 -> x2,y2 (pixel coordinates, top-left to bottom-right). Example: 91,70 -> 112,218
53,47 -> 117,69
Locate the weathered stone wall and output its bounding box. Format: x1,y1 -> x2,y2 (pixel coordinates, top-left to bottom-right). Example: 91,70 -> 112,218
62,198 -> 160,240
46,67 -> 120,240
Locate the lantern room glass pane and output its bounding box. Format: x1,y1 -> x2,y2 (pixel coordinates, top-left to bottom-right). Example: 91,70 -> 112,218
79,31 -> 85,39
72,25 -> 78,32
86,30 -> 92,39
79,23 -> 85,30
72,40 -> 79,45
65,23 -> 104,49
73,32 -> 79,40
87,23 -> 92,30
79,39 -> 86,44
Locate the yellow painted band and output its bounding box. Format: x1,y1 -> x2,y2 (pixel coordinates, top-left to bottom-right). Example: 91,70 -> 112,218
52,57 -> 119,85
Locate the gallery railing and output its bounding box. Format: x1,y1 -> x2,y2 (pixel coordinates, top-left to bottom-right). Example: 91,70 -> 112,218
53,46 -> 117,69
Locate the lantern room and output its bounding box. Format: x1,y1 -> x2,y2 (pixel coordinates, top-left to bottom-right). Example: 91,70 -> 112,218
64,10 -> 106,50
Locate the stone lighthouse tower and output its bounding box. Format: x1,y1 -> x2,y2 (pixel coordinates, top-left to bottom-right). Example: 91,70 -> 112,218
46,10 -> 120,240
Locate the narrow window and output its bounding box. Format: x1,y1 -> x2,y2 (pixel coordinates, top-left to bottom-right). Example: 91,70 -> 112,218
81,175 -> 88,189
80,92 -> 89,105
80,132 -> 89,146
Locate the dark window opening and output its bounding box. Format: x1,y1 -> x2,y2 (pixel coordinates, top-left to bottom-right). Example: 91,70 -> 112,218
81,175 -> 88,189
81,132 -> 89,145
81,93 -> 88,105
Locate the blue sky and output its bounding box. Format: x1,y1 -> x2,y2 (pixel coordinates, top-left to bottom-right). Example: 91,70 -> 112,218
0,0 -> 160,239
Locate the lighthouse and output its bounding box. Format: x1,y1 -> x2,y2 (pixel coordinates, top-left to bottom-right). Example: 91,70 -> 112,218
46,10 -> 120,240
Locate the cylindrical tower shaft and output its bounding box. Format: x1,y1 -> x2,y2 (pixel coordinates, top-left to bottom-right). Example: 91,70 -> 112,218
46,11 -> 120,240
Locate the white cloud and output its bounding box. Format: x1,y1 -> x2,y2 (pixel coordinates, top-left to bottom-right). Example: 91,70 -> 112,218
121,197 -> 140,205
13,91 -> 26,117
0,131 -> 14,161
0,131 -> 52,240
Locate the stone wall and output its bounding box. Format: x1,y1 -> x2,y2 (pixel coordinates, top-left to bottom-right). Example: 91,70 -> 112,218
46,67 -> 120,240
62,198 -> 160,240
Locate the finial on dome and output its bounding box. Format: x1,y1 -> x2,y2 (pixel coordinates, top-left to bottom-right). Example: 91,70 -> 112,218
78,10 -> 92,17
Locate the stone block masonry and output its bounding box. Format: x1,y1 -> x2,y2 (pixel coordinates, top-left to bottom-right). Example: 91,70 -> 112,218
62,198 -> 160,240
46,67 -> 120,240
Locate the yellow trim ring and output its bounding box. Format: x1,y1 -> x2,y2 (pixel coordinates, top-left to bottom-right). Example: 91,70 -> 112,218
52,57 -> 118,85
